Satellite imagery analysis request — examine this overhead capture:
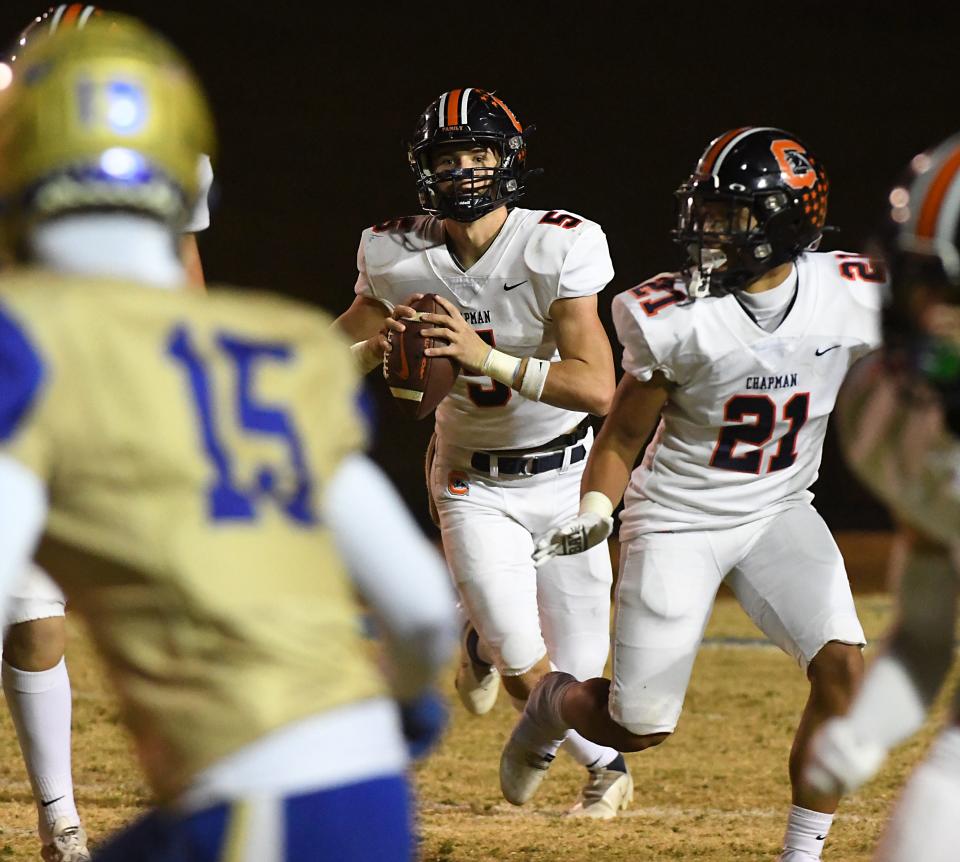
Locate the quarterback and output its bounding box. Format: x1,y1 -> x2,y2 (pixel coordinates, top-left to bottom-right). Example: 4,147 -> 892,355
505,127 -> 883,861
0,16 -> 456,862
0,6 -> 214,861
804,134 -> 960,862
335,88 -> 634,817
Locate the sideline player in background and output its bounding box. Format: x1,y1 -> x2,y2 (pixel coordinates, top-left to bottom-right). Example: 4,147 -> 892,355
804,134 -> 960,862
0,16 -> 456,860
0,7 -> 213,859
506,127 -> 884,860
335,88 -> 635,817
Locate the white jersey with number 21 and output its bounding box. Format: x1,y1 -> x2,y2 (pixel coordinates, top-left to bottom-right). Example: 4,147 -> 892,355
614,251 -> 885,539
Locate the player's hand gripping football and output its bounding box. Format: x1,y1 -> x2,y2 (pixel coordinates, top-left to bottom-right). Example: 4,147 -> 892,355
419,295 -> 493,375
375,297 -> 421,363
532,491 -> 615,568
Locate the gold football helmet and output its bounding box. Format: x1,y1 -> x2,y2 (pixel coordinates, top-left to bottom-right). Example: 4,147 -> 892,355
0,12 -> 214,246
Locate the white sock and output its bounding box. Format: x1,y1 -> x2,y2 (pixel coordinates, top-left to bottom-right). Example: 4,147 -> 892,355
563,732 -> 618,770
781,804 -> 833,860
875,727 -> 960,862
2,658 -> 79,842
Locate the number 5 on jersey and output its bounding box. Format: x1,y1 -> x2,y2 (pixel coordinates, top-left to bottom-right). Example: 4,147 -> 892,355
467,329 -> 511,407
168,325 -> 317,524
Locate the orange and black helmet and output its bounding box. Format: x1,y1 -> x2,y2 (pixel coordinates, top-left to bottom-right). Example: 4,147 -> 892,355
673,127 -> 829,296
407,88 -> 536,223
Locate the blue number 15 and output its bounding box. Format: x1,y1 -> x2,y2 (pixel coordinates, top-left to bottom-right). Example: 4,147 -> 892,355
167,324 -> 316,525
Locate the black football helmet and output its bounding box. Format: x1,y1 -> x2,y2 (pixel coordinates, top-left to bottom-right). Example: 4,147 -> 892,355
408,88 -> 535,222
879,133 -> 960,426
673,127 -> 829,297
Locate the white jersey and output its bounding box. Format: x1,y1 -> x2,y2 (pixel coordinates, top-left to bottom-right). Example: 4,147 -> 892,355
837,353 -> 960,548
355,207 -> 614,450
614,251 -> 885,538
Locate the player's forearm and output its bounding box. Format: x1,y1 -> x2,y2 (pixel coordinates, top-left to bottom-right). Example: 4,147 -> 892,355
886,541 -> 959,705
579,431 -> 639,509
536,357 -> 615,416
323,454 -> 458,699
842,544 -> 958,753
333,300 -> 388,373
577,372 -> 667,506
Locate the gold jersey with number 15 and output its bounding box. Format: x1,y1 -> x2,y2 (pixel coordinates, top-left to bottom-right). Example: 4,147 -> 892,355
0,270 -> 385,800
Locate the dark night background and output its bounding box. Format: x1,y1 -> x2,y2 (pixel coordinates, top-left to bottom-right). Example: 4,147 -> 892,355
4,2 -> 959,533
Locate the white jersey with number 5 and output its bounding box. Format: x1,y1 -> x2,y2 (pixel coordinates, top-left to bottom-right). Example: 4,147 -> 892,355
354,207 -> 614,450
614,251 -> 885,539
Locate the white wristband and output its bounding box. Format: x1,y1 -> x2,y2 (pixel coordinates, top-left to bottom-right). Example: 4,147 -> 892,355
579,491 -> 613,519
518,357 -> 550,401
350,339 -> 382,374
481,348 -> 522,387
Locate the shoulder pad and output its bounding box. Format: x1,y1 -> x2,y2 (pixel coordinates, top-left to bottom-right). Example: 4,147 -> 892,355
531,209 -> 595,233
618,272 -> 688,320
362,215 -> 441,272
522,210 -> 602,275
804,251 -> 888,311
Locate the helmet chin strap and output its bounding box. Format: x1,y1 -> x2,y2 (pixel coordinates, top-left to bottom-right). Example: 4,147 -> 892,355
687,247 -> 727,298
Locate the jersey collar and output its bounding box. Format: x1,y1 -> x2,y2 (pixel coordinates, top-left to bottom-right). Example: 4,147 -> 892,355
426,208 -> 526,301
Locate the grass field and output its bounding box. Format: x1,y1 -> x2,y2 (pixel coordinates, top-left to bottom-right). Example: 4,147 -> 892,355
0,535 -> 952,861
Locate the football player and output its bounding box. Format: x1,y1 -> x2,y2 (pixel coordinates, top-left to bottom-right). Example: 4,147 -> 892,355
334,88 -> 635,817
0,16 -> 456,861
505,127 -> 884,860
804,134 -> 960,862
0,7 -> 213,860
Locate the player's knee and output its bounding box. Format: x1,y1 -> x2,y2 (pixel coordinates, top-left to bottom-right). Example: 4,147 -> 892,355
616,725 -> 672,753
497,634 -> 547,680
2,615 -> 67,671
609,700 -> 677,750
808,641 -> 863,694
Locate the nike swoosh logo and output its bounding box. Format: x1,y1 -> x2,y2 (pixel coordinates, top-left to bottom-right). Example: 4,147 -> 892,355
41,796 -> 65,808
816,835 -> 827,841
815,345 -> 841,356
503,280 -> 528,291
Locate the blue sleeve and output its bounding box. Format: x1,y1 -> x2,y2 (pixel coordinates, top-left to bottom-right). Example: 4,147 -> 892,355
355,383 -> 377,446
0,303 -> 46,444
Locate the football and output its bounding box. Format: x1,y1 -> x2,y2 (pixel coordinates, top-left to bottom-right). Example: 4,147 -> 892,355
384,294 -> 460,419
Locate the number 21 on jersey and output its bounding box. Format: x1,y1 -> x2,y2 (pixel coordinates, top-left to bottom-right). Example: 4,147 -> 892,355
168,325 -> 317,524
710,393 -> 810,474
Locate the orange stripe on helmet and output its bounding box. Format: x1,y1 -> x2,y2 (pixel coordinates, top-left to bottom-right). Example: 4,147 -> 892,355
697,126 -> 751,176
61,4 -> 84,26
445,89 -> 462,128
488,93 -> 522,132
916,143 -> 960,239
